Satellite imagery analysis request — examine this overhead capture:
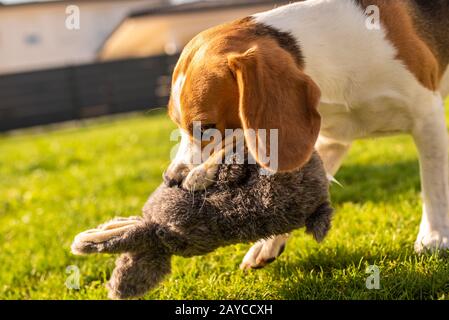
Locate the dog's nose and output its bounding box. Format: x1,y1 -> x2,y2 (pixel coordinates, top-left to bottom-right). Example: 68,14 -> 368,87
163,171 -> 181,188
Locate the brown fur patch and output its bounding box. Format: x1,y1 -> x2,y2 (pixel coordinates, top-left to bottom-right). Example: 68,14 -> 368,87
228,44 -> 321,171
168,17 -> 319,171
355,0 -> 441,91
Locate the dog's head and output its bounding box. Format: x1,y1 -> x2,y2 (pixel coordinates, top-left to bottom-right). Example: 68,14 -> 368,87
165,18 -> 321,185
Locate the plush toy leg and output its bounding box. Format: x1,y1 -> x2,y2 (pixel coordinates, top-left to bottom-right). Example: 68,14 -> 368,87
305,202 -> 333,242
71,217 -> 142,255
107,252 -> 171,300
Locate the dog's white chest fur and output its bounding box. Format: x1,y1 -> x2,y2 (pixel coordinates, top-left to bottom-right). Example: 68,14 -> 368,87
254,0 -> 435,141
317,100 -> 414,141
442,66 -> 449,98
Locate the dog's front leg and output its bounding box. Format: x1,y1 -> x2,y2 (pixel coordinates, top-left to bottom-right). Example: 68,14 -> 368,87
413,94 -> 449,253
182,130 -> 245,191
181,152 -> 221,191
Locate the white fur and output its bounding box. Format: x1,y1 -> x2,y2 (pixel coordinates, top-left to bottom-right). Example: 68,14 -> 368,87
167,73 -> 202,182
254,0 -> 429,141
170,129 -> 219,190
171,73 -> 186,120
165,129 -> 201,184
441,66 -> 449,98
240,235 -> 289,270
413,94 -> 449,252
167,74 -> 217,190
175,130 -> 200,167
249,0 -> 449,258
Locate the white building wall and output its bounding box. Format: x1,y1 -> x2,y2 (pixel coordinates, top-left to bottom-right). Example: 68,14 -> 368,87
99,4 -> 278,60
0,0 -> 163,74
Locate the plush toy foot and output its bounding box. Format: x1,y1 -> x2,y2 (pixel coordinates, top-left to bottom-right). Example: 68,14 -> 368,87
71,217 -> 142,255
107,252 -> 171,300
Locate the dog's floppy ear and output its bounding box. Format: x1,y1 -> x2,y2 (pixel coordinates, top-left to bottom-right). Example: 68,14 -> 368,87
227,43 -> 321,172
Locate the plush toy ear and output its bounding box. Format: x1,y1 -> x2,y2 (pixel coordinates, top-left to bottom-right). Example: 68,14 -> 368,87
71,217 -> 162,255
71,217 -> 144,255
227,43 -> 321,172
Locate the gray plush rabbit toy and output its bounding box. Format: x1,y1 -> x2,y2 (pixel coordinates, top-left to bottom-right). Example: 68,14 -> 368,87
71,151 -> 333,299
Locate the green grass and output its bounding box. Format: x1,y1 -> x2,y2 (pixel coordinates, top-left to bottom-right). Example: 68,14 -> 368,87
1,103 -> 449,300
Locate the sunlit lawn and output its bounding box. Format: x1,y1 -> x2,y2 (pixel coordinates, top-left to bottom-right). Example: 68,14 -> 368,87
1,102 -> 449,300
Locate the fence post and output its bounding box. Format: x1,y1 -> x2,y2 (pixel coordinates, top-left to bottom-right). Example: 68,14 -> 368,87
67,66 -> 81,120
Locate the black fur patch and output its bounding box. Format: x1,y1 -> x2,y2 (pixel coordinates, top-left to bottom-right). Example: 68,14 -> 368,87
265,257 -> 276,264
239,16 -> 305,68
412,0 -> 449,13
410,0 -> 449,68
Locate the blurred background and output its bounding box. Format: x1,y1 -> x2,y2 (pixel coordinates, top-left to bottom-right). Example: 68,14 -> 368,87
0,0 -> 289,132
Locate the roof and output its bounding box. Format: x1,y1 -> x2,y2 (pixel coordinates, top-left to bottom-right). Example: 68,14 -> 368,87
130,0 -> 288,17
97,0 -> 290,59
0,0 -> 288,12
0,0 -> 61,6
0,0 -> 134,7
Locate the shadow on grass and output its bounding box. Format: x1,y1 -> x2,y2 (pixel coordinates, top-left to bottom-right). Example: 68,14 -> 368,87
269,245 -> 449,299
258,159 -> 448,299
332,160 -> 421,204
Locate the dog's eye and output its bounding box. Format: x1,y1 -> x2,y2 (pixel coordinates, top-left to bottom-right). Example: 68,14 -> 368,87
189,123 -> 217,135
200,124 -> 216,133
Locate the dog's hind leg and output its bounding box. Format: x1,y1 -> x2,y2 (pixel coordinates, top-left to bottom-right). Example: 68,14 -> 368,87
315,136 -> 352,177
413,94 -> 449,253
240,234 -> 289,270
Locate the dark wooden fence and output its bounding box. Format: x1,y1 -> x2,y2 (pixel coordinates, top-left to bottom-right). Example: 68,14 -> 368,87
0,55 -> 177,132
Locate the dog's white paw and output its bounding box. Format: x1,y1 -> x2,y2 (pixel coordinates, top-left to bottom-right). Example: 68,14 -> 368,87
240,235 -> 288,270
182,163 -> 218,191
414,229 -> 449,253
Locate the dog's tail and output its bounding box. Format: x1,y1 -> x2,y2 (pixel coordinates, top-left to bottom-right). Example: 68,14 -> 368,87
305,201 -> 333,242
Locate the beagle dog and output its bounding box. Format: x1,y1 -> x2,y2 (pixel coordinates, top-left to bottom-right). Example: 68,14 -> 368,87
164,0 -> 449,269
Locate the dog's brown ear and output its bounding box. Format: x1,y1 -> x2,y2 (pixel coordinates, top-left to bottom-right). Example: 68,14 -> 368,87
227,42 -> 321,172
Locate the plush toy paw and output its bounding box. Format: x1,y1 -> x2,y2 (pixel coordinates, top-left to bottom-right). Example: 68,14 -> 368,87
71,217 -> 142,255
